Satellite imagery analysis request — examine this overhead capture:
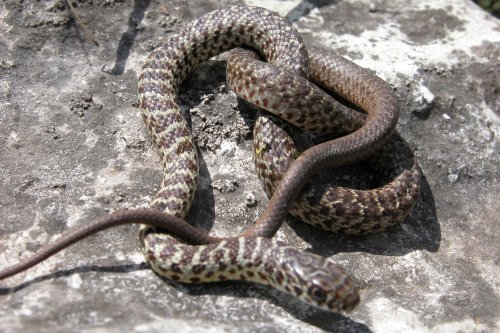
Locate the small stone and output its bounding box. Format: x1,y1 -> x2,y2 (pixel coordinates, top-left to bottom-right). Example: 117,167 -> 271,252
0,59 -> 17,69
82,93 -> 93,102
201,94 -> 215,105
245,191 -> 258,207
212,179 -> 239,193
448,173 -> 459,183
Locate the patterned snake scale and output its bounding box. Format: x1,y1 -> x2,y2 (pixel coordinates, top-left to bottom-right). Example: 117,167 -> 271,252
0,6 -> 421,313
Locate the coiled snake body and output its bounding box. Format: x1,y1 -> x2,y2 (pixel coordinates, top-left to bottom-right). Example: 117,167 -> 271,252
0,6 -> 421,313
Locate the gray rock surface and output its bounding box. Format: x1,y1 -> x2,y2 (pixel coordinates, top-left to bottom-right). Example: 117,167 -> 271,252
0,0 -> 498,332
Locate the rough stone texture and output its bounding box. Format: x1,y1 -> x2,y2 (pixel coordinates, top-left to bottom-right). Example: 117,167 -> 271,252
0,0 -> 498,332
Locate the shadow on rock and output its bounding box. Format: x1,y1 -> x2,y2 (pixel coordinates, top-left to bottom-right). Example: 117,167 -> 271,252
1,262 -> 371,331
158,276 -> 373,333
0,263 -> 150,295
286,0 -> 341,23
106,0 -> 151,75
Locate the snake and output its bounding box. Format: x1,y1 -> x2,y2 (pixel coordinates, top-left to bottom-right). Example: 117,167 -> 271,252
0,6 -> 421,313
227,47 -> 421,234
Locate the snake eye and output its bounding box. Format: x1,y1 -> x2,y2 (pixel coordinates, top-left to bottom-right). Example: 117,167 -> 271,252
309,286 -> 327,303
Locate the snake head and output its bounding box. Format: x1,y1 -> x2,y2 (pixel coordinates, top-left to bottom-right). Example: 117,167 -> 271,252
282,249 -> 360,312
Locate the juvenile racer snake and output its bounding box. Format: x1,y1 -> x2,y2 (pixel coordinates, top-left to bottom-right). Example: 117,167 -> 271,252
0,6 -> 421,312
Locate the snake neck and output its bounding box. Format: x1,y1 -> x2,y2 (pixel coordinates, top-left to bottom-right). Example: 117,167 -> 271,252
145,237 -> 282,283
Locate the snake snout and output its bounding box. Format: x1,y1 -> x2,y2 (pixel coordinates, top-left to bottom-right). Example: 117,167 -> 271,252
288,252 -> 360,312
342,291 -> 361,312
319,261 -> 360,312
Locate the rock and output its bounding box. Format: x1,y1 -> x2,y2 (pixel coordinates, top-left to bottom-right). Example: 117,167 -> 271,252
0,1 -> 498,332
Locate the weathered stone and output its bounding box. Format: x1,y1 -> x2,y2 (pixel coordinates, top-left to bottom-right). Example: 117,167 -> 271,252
0,1 -> 498,332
